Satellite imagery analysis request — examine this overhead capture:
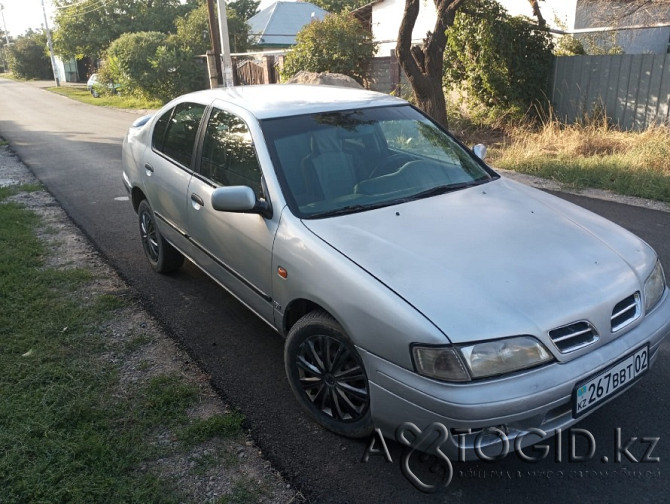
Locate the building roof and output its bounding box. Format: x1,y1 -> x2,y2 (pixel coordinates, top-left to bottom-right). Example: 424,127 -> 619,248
248,1 -> 329,47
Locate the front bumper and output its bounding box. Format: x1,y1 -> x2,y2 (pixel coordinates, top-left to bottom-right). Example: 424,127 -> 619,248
361,288 -> 670,461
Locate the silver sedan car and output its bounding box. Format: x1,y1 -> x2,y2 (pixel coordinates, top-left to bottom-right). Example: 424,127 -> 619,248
122,85 -> 669,460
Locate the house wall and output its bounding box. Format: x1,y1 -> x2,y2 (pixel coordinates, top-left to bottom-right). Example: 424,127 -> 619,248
54,57 -> 80,83
368,1 -> 668,56
575,0 -> 670,54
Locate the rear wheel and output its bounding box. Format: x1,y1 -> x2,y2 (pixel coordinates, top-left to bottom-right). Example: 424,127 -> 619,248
138,199 -> 184,273
284,311 -> 373,438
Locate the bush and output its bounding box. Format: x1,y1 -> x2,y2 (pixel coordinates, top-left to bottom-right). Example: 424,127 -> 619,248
281,11 -> 377,85
105,31 -> 205,103
554,35 -> 586,56
444,0 -> 554,126
8,30 -> 53,80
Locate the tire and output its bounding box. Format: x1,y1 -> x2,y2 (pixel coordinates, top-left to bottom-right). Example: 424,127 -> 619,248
284,310 -> 373,438
138,199 -> 184,273
91,88 -> 99,98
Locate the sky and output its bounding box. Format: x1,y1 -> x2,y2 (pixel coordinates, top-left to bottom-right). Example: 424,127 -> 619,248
0,0 -> 573,40
0,0 -> 286,38
0,0 -> 54,37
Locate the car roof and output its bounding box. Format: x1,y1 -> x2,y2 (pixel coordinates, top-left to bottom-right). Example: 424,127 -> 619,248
184,84 -> 407,120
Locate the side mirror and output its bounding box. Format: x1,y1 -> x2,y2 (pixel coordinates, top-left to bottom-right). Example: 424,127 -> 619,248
211,186 -> 272,219
472,144 -> 487,160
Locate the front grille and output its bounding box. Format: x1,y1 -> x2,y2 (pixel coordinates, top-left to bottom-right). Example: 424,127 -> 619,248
611,292 -> 641,332
549,321 -> 599,353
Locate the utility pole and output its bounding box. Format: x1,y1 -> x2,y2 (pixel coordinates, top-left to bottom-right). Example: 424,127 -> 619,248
0,3 -> 10,73
216,0 -> 234,87
0,4 -> 9,46
41,0 -> 59,86
205,0 -> 222,86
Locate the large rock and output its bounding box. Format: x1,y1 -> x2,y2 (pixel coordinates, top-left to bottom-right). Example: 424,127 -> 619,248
284,71 -> 363,88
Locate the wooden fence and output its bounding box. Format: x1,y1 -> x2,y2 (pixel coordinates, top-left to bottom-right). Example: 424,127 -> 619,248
551,53 -> 670,130
232,56 -> 279,85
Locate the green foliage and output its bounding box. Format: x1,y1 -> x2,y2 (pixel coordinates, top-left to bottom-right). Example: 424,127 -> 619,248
577,32 -> 625,55
174,2 -> 211,55
444,0 -> 554,125
173,0 -> 256,56
105,31 -> 205,103
53,0 -> 196,60
0,30 -> 11,72
226,8 -> 252,53
229,0 -> 260,22
7,30 -> 52,80
281,12 -> 377,84
554,35 -> 586,56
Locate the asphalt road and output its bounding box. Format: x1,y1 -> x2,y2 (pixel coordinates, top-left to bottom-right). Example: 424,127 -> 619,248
1,78 -> 668,504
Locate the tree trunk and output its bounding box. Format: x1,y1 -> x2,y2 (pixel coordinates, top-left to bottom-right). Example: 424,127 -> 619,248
396,0 -> 465,127
528,0 -> 546,28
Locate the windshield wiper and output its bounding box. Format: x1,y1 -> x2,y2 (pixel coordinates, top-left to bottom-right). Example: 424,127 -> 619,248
308,202 -> 393,219
405,180 -> 486,201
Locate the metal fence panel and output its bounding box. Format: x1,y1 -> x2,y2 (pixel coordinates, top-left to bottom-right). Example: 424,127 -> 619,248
552,54 -> 670,130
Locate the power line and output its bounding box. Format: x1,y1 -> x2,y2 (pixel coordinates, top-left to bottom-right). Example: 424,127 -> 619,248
54,0 -> 103,10
54,0 -> 107,18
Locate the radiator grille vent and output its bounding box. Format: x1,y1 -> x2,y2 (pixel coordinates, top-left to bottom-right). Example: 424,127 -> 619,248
549,321 -> 598,353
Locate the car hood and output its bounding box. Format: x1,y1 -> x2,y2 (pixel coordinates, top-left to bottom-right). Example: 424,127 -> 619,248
302,178 -> 655,344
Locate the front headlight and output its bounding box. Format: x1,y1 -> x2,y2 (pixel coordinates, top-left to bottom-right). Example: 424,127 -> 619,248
412,336 -> 554,382
412,346 -> 470,382
644,260 -> 666,313
459,336 -> 553,379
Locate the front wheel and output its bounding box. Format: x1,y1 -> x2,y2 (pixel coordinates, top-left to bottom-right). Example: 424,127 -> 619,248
138,199 -> 184,273
284,311 -> 373,438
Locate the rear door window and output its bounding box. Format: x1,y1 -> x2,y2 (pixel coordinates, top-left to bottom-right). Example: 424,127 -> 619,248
199,108 -> 262,196
152,102 -> 206,168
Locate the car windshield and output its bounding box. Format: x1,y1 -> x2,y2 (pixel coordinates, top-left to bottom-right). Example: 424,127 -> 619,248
261,105 -> 496,219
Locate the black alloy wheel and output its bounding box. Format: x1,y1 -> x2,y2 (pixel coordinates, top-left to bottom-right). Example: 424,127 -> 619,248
137,199 -> 184,273
285,311 -> 373,438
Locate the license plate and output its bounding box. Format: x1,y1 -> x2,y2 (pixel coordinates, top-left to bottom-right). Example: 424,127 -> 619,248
573,345 -> 649,417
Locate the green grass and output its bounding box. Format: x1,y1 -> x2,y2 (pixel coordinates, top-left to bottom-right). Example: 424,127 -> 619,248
494,154 -> 670,202
47,85 -> 162,110
218,477 -> 268,504
179,412 -> 245,447
447,99 -> 670,204
0,183 -> 42,200
0,188 -> 246,503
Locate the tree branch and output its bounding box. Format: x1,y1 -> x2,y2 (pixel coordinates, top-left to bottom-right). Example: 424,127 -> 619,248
528,0 -> 546,28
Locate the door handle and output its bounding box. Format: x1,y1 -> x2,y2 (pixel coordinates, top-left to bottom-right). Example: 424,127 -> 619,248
144,163 -> 154,173
191,193 -> 205,207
